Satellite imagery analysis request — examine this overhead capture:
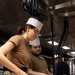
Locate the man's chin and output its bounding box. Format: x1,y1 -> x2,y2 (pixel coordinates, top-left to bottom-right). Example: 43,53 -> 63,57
33,53 -> 40,56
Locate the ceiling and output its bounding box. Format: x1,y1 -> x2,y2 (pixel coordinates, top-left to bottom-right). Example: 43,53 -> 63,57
0,0 -> 75,59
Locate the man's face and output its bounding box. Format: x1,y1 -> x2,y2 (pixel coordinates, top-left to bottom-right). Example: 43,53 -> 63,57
31,45 -> 41,56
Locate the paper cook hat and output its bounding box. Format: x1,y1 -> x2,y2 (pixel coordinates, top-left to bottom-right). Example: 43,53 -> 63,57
54,54 -> 58,58
26,18 -> 43,31
29,38 -> 40,46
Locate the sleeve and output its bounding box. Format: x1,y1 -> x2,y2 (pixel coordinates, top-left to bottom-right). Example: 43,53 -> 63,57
7,35 -> 21,47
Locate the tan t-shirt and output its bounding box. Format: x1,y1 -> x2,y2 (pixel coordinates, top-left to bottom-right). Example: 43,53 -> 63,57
29,53 -> 48,74
6,35 -> 30,68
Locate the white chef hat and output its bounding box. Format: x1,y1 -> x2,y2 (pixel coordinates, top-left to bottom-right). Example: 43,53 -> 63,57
29,38 -> 40,46
54,54 -> 58,58
26,18 -> 43,31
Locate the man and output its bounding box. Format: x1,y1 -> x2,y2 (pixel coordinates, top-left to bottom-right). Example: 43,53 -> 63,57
28,38 -> 51,75
55,56 -> 70,75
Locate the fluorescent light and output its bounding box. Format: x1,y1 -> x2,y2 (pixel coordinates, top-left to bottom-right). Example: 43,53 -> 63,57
48,41 -> 58,46
48,41 -> 70,50
70,51 -> 75,54
62,46 -> 70,50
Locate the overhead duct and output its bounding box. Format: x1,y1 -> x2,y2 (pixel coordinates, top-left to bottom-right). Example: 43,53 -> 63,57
59,11 -> 75,16
49,0 -> 75,10
49,0 -> 75,16
55,1 -> 71,10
